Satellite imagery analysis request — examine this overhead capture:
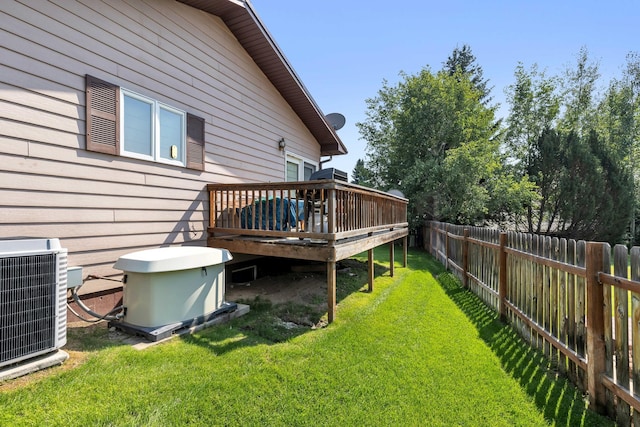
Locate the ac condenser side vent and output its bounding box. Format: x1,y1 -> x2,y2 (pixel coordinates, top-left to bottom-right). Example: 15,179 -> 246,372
0,238 -> 67,369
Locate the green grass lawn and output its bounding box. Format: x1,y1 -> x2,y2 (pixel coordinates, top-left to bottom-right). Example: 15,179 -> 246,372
0,248 -> 613,426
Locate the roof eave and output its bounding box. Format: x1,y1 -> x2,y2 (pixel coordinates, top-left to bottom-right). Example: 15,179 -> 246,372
177,0 -> 348,156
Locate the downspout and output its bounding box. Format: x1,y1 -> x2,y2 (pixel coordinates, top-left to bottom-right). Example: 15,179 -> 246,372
319,156 -> 332,170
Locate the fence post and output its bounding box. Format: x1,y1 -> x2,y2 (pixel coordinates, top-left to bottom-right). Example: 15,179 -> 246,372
585,241 -> 606,414
462,228 -> 469,289
499,232 -> 508,321
444,224 -> 449,270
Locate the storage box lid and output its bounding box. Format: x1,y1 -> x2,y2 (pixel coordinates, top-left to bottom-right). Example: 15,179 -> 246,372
114,246 -> 232,273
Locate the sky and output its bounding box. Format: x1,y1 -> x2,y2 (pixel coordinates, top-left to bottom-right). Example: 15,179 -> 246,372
251,0 -> 640,179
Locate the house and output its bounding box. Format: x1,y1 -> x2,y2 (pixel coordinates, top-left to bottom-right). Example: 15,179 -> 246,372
1,0 -> 407,323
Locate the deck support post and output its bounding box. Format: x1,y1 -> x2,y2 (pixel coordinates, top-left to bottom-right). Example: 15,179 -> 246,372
402,236 -> 408,267
389,241 -> 395,277
327,260 -> 336,323
368,248 -> 374,292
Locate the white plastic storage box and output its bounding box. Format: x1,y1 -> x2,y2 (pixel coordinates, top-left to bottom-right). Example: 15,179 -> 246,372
113,247 -> 232,329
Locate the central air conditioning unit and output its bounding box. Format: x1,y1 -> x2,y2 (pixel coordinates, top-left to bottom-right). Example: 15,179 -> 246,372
0,238 -> 68,369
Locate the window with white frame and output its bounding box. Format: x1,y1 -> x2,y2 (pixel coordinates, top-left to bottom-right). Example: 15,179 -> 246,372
85,75 -> 204,171
121,89 -> 186,167
286,154 -> 317,182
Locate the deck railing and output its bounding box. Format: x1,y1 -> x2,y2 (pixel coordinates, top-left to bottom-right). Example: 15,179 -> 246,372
208,180 -> 408,241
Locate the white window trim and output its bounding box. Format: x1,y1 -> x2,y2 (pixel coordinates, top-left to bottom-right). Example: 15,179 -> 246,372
120,88 -> 186,167
285,152 -> 318,181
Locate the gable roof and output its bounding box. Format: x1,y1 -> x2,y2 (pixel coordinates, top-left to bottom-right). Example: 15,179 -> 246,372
177,0 -> 347,156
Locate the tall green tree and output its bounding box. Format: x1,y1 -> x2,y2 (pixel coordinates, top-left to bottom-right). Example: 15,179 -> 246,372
504,63 -> 561,172
519,127 -> 633,242
596,52 -> 640,242
358,67 -> 534,227
443,44 -> 492,103
558,47 -> 600,136
556,131 -> 633,242
503,63 -> 560,231
526,128 -> 564,234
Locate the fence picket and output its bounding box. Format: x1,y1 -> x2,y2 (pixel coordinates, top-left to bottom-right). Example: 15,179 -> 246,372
536,235 -> 545,352
515,233 -> 524,336
524,233 -> 533,342
543,236 -> 552,358
603,246 -> 614,418
576,240 -> 587,390
550,237 -> 560,366
631,247 -> 640,424
506,231 -> 514,325
567,239 -> 578,384
614,244 -> 631,425
557,238 -> 567,374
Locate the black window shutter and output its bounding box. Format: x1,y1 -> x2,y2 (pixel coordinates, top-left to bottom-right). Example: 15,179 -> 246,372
86,75 -> 119,155
186,113 -> 205,171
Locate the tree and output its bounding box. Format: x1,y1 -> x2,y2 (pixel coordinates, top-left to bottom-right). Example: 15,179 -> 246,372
526,128 -> 564,234
595,52 -> 640,242
524,128 -> 633,242
502,48 -> 638,243
351,158 -> 374,187
503,63 -> 561,232
504,63 -> 561,172
358,67 -> 535,227
442,44 -> 492,103
558,47 -> 601,136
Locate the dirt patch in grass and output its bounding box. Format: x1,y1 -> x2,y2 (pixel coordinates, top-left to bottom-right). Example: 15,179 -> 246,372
226,258 -> 365,306
225,258 -> 368,333
226,270 -> 328,306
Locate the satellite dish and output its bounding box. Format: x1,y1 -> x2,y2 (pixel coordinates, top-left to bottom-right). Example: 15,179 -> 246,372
387,189 -> 405,198
325,113 -> 346,131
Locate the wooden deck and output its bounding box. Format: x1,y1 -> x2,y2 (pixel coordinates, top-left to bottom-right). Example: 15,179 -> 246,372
207,180 -> 409,322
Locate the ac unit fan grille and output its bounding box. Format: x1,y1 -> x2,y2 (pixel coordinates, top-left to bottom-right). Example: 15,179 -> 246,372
0,254 -> 57,366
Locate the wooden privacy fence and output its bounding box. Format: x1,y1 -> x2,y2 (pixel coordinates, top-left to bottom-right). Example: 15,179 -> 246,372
429,221 -> 640,425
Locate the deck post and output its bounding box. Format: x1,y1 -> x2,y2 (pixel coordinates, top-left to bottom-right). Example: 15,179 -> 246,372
368,248 -> 374,292
402,235 -> 408,267
327,260 -> 336,323
389,241 -> 395,277
585,242 -> 606,414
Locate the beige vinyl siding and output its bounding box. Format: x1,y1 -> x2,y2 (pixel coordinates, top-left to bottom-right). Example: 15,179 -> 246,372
0,0 -> 322,278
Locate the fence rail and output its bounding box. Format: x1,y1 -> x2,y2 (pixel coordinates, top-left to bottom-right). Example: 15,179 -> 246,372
428,221 -> 640,425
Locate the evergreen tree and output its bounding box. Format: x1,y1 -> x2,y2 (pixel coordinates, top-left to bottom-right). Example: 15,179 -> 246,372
351,158 -> 374,187
526,129 -> 633,242
443,44 -> 492,103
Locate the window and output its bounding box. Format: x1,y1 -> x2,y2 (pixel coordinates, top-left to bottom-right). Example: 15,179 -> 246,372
286,153 -> 317,181
85,75 -> 205,171
121,89 -> 186,166
286,160 -> 299,182
303,161 -> 315,180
